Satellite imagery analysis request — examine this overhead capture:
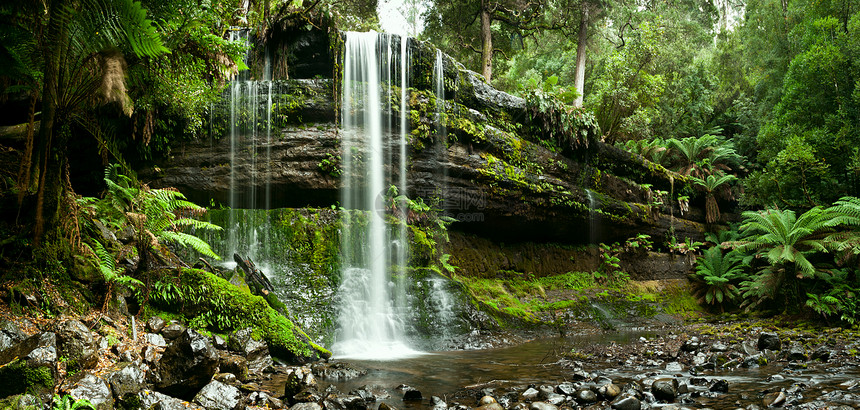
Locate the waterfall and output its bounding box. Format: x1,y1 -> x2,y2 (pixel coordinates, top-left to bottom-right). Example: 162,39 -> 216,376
434,49 -> 448,210
334,32 -> 419,360
586,188 -> 598,243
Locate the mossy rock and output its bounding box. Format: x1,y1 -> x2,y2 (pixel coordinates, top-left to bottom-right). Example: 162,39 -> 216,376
0,359 -> 54,402
157,268 -> 330,363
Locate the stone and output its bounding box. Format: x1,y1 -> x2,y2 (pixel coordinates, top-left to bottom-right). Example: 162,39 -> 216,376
763,391 -> 786,407
65,372 -> 114,410
787,345 -> 807,361
142,345 -> 161,364
228,327 -> 272,374
599,383 -> 622,399
611,395 -> 642,410
811,346 -> 831,362
479,396 -> 497,405
161,322 -> 185,340
574,388 -> 598,404
213,334 -> 227,350
556,382 -> 577,396
681,336 -> 700,352
219,354 -> 249,381
529,402 -> 558,410
106,362 -> 145,401
521,387 -> 540,400
194,380 -> 243,410
147,316 -> 167,333
285,366 -> 317,397
743,354 -> 768,368
398,384 -> 422,401
651,378 -> 679,402
56,319 -> 98,370
146,332 -> 167,347
477,403 -> 504,410
709,379 -> 729,393
0,320 -> 27,353
711,341 -> 728,352
665,362 -> 683,372
378,403 -> 398,410
431,395 -> 448,409
311,361 -> 366,380
248,391 -> 283,408
323,393 -> 366,410
538,384 -> 555,399
0,332 -> 58,403
757,333 -> 781,351
153,329 -> 220,399
290,403 -> 323,410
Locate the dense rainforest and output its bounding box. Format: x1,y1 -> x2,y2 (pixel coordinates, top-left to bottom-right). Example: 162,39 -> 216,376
1,0 -> 860,408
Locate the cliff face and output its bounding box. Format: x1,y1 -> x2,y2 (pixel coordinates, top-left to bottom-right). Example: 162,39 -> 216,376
141,27 -> 707,249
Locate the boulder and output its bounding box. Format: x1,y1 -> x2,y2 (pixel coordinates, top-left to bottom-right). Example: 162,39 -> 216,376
0,320 -> 28,353
651,378 -> 679,402
528,402 -> 558,410
599,383 -> 622,399
290,403 -> 324,410
193,380 -> 243,410
0,393 -> 41,410
56,320 -> 98,370
786,345 -> 807,361
757,333 -> 781,351
709,379 -> 729,393
219,354 -> 250,381
0,332 -> 58,402
398,384 -> 422,401
574,388 -> 598,404
106,362 -> 145,402
611,395 -> 642,410
228,327 -> 273,373
284,366 -> 317,398
137,389 -> 205,410
64,372 -> 114,410
146,332 -> 167,347
161,322 -> 186,340
153,329 -> 220,399
147,316 -> 167,333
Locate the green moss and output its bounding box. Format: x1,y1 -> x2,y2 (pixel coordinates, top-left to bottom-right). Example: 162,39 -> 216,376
0,359 -> 54,399
156,268 -> 330,362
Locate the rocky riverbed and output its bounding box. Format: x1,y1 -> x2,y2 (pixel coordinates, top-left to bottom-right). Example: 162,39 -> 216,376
1,307 -> 858,410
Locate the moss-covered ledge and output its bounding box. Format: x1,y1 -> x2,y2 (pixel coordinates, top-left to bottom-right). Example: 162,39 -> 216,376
150,268 -> 331,363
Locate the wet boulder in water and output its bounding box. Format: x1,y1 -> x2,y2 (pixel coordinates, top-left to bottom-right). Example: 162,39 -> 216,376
556,382 -> 577,396
397,384 -> 422,401
611,395 -> 642,410
323,393 -> 365,409
154,329 -> 219,399
194,380 -> 243,410
284,366 -> 317,398
311,361 -> 367,380
651,378 -> 679,402
681,336 -> 701,352
811,346 -> 831,362
763,391 -> 786,407
529,402 -> 558,410
757,333 -> 781,351
476,395 -> 504,410
574,388 -> 598,404
521,387 -> 540,400
709,379 -> 729,393
432,395 -> 449,409
599,383 -> 622,399
786,344 -> 807,361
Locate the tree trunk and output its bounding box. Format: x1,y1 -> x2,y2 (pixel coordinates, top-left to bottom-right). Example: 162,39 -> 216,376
573,4 -> 588,108
33,0 -> 66,247
480,0 -> 493,82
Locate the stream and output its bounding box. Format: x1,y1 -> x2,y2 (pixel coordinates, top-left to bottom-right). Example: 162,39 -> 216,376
264,330 -> 860,408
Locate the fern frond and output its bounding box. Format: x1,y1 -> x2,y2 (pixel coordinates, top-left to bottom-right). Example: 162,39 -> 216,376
173,218 -> 223,232
160,231 -> 220,259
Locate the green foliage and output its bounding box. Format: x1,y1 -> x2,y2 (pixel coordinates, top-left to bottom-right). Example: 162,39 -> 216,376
524,77 -> 600,153
102,165 -> 222,261
596,243 -> 628,286
52,394 -> 95,410
692,246 -> 745,308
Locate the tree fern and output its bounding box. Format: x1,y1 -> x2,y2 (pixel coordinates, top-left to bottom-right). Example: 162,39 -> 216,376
692,246 -> 744,309
692,173 -> 737,224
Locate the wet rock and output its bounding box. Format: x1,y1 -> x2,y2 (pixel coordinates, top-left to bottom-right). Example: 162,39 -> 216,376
709,379 -> 729,393
431,395 -> 449,409
290,403 -> 323,410
161,322 -> 185,340
106,362 -> 145,402
786,345 -> 807,361
213,334 -> 227,350
378,403 -> 398,410
153,329 -> 219,399
194,380 -> 243,410
763,391 -> 786,407
142,345 -> 161,364
65,372 -> 114,410
477,400 -> 504,410
529,402 -> 558,410
350,385 -> 390,402
574,388 -> 598,404
323,393 -> 366,409
249,391 -> 283,408
665,362 -> 683,373
311,361 -> 366,380
146,332 -> 167,347
711,341 -> 728,352
0,393 -> 41,410
758,333 -> 781,351
292,386 -> 323,403
398,384 -> 422,401
599,383 -> 622,399
285,366 -> 317,397
651,378 -> 679,402
0,332 -> 58,402
556,382 -> 577,396
811,346 -> 831,362
219,354 -> 249,381
228,327 -> 272,373
0,320 -> 27,353
56,319 -> 98,370
521,387 -> 540,400
743,354 -> 768,368
537,384 -> 555,399
147,316 -> 167,333
681,336 -> 700,352
611,395 -> 642,410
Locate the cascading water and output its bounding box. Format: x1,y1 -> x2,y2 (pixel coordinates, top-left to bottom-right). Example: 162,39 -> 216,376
334,32 -> 419,360
586,188 -> 598,243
